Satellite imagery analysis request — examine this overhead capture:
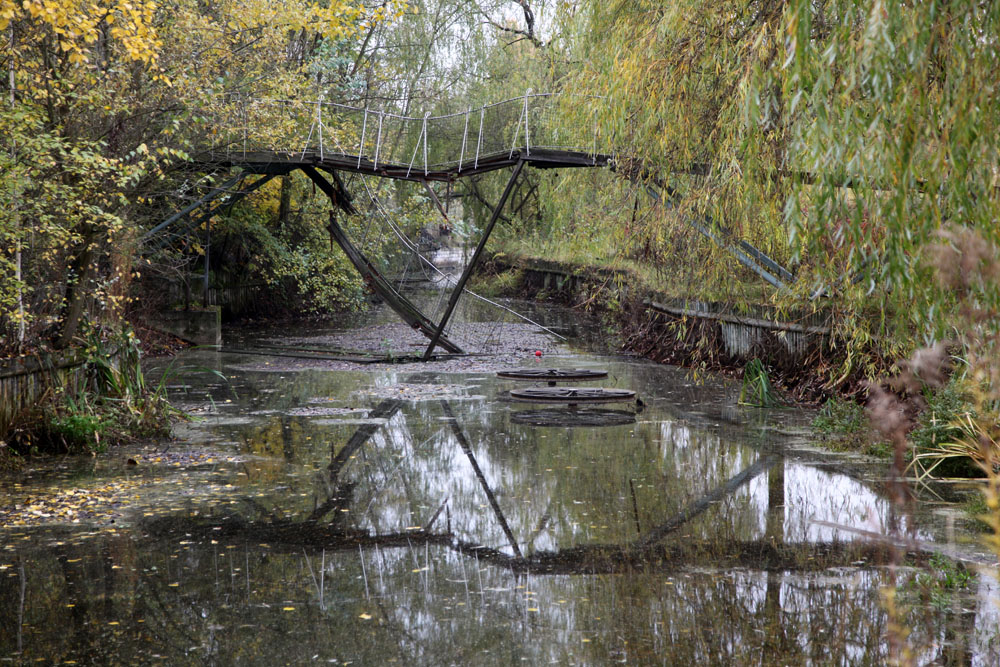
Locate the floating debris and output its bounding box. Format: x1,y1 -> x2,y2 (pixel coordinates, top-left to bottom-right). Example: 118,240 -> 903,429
359,383 -> 478,402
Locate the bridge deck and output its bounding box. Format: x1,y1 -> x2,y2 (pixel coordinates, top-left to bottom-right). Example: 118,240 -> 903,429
190,147 -> 613,182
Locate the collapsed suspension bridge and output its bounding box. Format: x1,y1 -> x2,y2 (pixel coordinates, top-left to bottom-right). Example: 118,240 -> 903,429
142,92 -> 793,358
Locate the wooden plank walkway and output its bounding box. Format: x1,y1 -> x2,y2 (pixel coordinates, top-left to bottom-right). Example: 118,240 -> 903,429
190,147 -> 612,182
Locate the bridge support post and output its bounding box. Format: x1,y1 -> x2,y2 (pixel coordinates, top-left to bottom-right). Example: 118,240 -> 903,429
203,218 -> 210,307
301,166 -> 463,354
420,179 -> 450,224
423,160 -> 525,359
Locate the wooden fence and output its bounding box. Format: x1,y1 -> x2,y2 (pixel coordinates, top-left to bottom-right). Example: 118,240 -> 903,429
1,351 -> 94,437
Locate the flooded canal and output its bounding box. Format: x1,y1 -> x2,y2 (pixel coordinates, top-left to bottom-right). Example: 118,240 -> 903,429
2,297 -> 998,664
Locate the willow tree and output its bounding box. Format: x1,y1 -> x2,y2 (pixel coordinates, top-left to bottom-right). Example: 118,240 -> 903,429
547,1 -> 793,307
776,0 -> 1000,347
560,0 -> 1000,380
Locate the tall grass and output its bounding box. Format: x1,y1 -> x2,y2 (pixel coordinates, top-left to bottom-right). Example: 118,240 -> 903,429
866,226 -> 1000,663
739,358 -> 782,407
4,325 -> 202,456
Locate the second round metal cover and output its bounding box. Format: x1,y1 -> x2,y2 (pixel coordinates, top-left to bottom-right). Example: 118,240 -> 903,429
509,387 -> 636,404
496,368 -> 609,382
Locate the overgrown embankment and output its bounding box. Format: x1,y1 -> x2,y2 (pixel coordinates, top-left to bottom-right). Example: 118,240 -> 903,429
1,328 -> 179,464
482,253 -> 878,404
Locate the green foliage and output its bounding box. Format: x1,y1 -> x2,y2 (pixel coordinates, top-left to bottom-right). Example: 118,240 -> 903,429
210,174 -> 368,314
778,1 -> 1000,301
6,326 -> 178,456
907,378 -> 980,478
812,397 -> 887,456
739,359 -> 781,408
963,494 -> 991,533
1,0 -> 401,353
561,0 -> 793,285
47,400 -> 113,454
0,104 -> 166,353
813,398 -> 867,436
466,268 -> 524,298
516,0 -> 1000,389
903,553 -> 974,612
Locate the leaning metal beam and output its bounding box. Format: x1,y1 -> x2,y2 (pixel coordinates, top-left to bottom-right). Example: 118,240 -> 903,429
736,240 -> 795,284
307,398 -> 405,523
145,173 -> 278,250
420,179 -> 450,223
616,161 -> 794,287
642,184 -> 789,290
442,400 -> 523,559
142,173 -> 244,241
302,166 -> 463,354
423,160 -> 526,359
630,455 -> 778,552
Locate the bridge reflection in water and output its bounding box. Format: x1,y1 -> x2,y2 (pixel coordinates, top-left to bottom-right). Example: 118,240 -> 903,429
2,348 -> 994,664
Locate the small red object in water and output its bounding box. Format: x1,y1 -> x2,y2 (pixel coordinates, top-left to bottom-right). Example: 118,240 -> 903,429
534,350 -> 542,357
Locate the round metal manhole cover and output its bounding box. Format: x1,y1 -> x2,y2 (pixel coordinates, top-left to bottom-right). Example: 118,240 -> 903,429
511,408 -> 636,427
497,368 -> 609,385
509,387 -> 637,404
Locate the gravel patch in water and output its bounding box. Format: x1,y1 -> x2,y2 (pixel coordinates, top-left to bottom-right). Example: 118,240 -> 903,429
231,321 -> 576,374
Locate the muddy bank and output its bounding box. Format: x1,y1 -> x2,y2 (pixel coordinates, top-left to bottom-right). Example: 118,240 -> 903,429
224,320 -> 570,375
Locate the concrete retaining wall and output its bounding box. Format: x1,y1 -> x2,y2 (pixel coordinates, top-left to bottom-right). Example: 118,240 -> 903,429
498,256 -> 831,362
145,309 -> 221,346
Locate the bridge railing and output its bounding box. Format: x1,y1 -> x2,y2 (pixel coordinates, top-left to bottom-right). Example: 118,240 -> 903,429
198,92 -> 609,171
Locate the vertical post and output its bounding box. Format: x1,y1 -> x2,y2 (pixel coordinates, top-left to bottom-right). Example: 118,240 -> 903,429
523,89 -> 532,156
318,98 -> 324,161
509,95 -> 526,158
458,107 -> 470,172
475,107 -> 484,169
406,120 -> 421,178
242,98 -> 247,158
374,111 -> 383,169
300,102 -> 318,159
203,218 -> 210,308
423,111 -> 430,176
423,160 -> 525,359
358,109 -> 368,168
592,113 -> 597,165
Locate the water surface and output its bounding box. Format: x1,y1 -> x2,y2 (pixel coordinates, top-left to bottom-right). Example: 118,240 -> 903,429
1,303 -> 997,665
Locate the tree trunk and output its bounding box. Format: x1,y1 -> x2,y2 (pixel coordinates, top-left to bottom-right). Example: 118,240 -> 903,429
54,232 -> 98,349
277,175 -> 292,227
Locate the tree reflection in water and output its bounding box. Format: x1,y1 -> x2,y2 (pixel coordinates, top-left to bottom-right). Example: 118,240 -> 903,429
1,377 -> 994,664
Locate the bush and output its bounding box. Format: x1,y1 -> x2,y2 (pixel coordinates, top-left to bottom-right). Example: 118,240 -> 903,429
5,326 -> 178,457
47,404 -> 112,454
812,397 -> 887,456
908,378 -> 982,478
